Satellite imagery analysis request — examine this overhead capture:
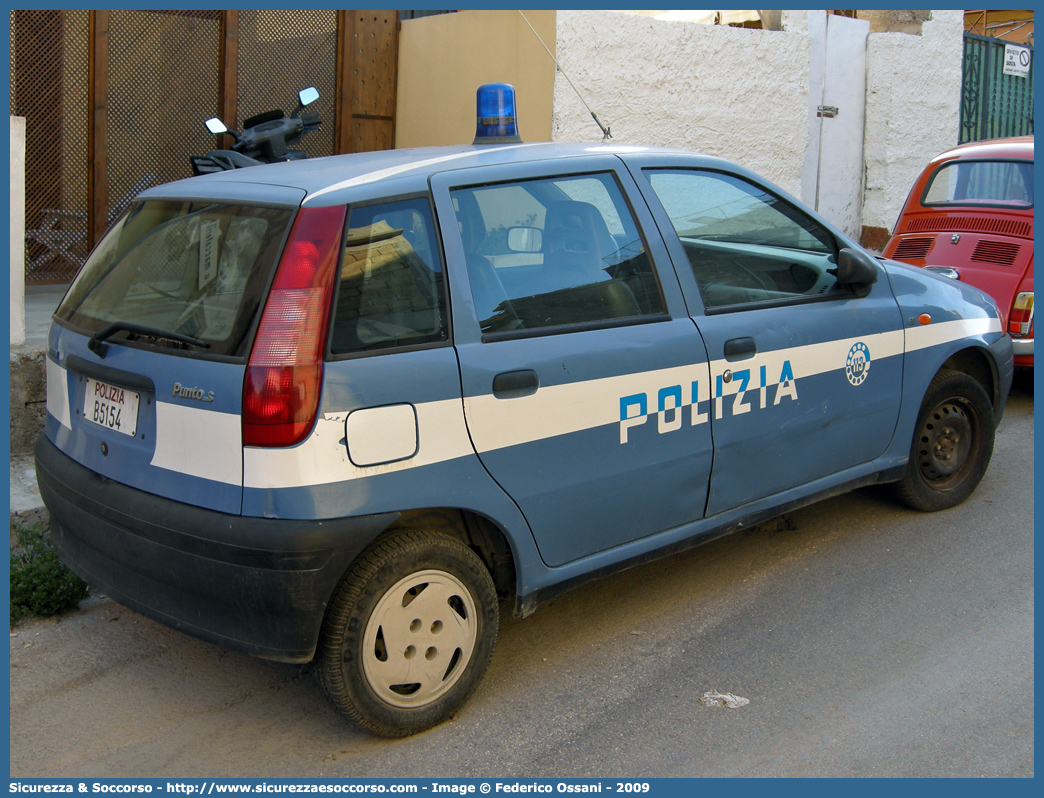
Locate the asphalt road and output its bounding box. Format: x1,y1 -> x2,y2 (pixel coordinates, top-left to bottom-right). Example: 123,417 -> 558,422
9,373 -> 1033,778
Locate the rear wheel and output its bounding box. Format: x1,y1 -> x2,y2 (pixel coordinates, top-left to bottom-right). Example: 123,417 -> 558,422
894,369 -> 995,512
317,530 -> 498,737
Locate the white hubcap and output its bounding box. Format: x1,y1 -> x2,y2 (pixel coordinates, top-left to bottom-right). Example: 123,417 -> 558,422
361,569 -> 478,708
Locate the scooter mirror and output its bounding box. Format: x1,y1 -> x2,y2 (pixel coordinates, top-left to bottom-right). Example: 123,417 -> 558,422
299,87 -> 319,107
205,118 -> 229,135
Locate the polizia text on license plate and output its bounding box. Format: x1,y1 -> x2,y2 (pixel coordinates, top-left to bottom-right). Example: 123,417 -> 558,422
84,378 -> 139,437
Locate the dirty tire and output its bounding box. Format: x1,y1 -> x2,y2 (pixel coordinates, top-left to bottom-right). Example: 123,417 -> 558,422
317,530 -> 498,738
894,369 -> 995,512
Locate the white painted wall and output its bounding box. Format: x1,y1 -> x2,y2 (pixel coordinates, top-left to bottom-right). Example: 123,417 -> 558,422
863,11 -> 964,240
551,10 -> 812,197
552,10 -> 964,245
11,115 -> 26,349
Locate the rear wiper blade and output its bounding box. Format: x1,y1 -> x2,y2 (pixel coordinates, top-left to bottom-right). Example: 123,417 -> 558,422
88,322 -> 211,358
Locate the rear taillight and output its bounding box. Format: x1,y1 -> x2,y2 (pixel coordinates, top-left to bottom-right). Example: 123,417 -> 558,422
1009,292 -> 1034,338
243,205 -> 345,447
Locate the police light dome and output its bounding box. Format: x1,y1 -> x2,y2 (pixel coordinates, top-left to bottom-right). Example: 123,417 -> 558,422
473,83 -> 522,145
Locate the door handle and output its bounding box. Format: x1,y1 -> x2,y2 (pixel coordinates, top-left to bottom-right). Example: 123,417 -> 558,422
724,337 -> 757,361
492,370 -> 539,399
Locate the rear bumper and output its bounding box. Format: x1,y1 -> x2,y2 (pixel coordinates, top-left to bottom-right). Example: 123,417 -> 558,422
1011,337 -> 1032,367
35,434 -> 397,662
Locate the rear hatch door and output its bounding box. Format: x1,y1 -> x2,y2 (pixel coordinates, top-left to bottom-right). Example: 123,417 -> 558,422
45,187 -> 303,514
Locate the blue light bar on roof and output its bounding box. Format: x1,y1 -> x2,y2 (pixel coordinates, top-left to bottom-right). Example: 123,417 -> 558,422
473,83 -> 522,145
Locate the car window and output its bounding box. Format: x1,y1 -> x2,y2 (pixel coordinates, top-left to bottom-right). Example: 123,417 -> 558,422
56,200 -> 292,357
923,159 -> 1034,207
330,197 -> 449,354
554,176 -> 627,236
451,172 -> 665,336
645,169 -> 840,311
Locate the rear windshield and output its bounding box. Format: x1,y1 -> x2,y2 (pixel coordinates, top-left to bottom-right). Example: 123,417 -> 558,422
923,159 -> 1034,208
57,200 -> 293,357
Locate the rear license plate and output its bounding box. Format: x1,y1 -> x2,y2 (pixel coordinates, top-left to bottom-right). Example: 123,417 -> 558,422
84,378 -> 139,437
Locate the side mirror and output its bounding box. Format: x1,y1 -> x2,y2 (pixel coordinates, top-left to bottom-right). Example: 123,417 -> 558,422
507,226 -> 542,253
205,117 -> 229,135
835,247 -> 879,297
299,87 -> 319,107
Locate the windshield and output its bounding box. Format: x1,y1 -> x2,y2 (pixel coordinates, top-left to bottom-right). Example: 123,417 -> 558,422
923,159 -> 1034,208
57,200 -> 294,357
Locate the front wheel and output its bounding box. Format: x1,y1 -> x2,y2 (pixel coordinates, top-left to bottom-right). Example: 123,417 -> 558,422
894,369 -> 995,512
317,530 -> 499,737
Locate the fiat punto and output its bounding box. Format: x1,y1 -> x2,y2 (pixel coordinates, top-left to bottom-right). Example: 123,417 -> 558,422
37,92 -> 1013,736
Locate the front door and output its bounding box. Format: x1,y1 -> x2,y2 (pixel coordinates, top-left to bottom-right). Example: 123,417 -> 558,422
632,162 -> 905,516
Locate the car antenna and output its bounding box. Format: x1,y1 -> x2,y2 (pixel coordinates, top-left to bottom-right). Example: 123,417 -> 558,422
518,10 -> 612,142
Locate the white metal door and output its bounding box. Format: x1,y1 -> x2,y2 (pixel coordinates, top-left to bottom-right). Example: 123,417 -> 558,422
801,12 -> 870,239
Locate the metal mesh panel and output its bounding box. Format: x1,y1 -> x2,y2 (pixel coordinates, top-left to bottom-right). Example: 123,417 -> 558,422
11,10 -> 90,283
12,10 -> 397,285
108,11 -> 221,216
237,10 -> 337,158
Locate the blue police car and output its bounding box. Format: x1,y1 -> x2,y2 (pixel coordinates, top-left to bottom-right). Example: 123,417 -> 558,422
37,87 -> 1013,737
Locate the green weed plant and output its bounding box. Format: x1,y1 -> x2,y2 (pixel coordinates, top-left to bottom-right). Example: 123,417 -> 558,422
10,524 -> 89,624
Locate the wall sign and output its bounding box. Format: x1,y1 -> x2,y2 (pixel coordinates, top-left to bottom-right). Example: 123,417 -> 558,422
1003,44 -> 1032,78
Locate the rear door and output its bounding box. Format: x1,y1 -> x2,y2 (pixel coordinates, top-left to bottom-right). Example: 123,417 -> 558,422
432,156 -> 713,568
46,191 -> 301,515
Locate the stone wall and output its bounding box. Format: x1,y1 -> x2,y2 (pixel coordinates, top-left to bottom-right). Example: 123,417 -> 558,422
10,351 -> 46,456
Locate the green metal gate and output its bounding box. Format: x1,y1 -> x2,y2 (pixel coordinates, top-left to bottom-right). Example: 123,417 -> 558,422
960,32 -> 1034,144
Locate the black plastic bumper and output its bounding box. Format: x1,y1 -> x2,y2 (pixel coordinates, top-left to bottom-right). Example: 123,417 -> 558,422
35,434 -> 398,662
989,333 -> 1015,424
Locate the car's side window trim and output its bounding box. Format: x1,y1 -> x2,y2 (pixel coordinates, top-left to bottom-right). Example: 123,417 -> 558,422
701,290 -> 854,316
481,312 -> 671,343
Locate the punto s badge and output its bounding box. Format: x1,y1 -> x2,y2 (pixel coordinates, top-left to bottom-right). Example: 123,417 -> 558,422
172,382 -> 215,402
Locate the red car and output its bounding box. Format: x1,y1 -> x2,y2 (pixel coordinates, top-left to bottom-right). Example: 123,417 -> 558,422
884,136 -> 1034,367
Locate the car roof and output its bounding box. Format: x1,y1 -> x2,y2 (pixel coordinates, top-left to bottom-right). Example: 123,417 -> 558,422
932,136 -> 1034,164
141,141 -> 711,208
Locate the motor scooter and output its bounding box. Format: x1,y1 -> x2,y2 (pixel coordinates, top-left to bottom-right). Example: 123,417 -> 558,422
190,86 -> 321,174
